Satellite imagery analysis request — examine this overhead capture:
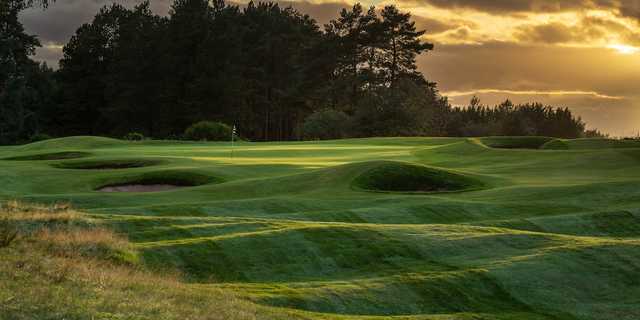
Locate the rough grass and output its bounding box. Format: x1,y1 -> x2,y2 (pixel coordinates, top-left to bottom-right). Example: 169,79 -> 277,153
0,202 -> 297,320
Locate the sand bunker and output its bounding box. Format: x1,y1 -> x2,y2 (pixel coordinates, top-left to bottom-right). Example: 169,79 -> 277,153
97,184 -> 186,193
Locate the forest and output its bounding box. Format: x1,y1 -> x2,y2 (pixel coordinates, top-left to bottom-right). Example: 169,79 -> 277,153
1,0 -> 596,144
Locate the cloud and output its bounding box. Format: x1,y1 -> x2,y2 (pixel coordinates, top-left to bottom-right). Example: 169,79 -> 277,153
434,0 -> 579,13
403,0 -> 640,21
444,89 -> 624,100
19,0 -> 174,46
283,1 -> 351,25
516,22 -> 578,44
421,41 -> 640,135
512,15 -> 640,46
421,41 -> 640,96
413,15 -> 461,34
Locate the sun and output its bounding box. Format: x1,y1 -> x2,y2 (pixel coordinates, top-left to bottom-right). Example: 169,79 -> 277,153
608,44 -> 640,55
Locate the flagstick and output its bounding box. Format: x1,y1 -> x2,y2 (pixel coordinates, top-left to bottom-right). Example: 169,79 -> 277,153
231,125 -> 236,161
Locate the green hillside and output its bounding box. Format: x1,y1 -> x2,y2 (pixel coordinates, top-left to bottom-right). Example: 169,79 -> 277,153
1,136 -> 639,320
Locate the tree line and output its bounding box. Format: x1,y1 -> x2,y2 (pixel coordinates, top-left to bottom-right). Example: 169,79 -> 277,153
1,0 -> 599,144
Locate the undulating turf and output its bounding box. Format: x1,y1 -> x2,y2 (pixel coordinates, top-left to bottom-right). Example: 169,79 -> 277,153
479,136 -> 554,149
1,136 -> 639,319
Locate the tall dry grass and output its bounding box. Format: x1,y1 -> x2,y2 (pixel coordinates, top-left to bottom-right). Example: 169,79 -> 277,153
0,201 -> 284,320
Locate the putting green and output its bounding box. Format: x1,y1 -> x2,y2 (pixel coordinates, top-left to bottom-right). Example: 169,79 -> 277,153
1,136 -> 639,319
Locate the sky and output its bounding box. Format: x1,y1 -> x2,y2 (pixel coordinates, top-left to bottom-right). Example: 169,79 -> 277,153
20,0 -> 640,136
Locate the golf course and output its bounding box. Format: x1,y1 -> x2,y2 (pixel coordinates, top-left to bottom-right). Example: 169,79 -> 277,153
1,135 -> 639,319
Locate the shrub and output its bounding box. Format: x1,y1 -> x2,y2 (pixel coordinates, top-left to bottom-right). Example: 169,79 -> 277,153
0,216 -> 18,248
184,121 -> 233,141
123,132 -> 145,141
29,133 -> 52,143
302,109 -> 352,140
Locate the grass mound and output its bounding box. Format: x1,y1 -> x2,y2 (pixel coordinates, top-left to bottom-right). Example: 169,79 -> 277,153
540,139 -> 569,150
560,138 -> 640,149
16,136 -> 125,151
3,151 -> 91,161
95,170 -> 222,192
54,158 -> 163,170
480,136 -> 554,149
352,161 -> 483,193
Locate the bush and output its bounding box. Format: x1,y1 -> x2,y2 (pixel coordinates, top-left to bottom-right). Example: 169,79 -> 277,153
29,133 -> 52,143
123,132 -> 145,141
0,216 -> 18,248
184,121 -> 233,141
302,109 -> 352,140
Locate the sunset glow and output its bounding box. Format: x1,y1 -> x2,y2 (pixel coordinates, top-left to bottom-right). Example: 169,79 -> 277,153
608,44 -> 640,55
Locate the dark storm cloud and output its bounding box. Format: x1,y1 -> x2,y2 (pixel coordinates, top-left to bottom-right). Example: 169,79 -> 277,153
19,0 -> 166,67
19,0 -> 174,45
20,0 -> 106,44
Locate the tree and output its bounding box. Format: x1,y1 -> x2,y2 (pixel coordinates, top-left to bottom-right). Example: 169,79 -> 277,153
377,5 -> 433,86
161,0 -> 214,135
0,0 -> 55,143
325,4 -> 378,109
106,2 -> 167,137
240,1 -> 323,141
56,4 -> 129,135
353,79 -> 444,137
302,109 -> 352,140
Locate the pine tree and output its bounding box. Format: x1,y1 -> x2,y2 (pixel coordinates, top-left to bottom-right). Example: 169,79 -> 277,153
377,5 -> 433,86
0,0 -> 53,143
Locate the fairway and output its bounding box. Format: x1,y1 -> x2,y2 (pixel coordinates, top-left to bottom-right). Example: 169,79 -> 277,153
2,136 -> 640,319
